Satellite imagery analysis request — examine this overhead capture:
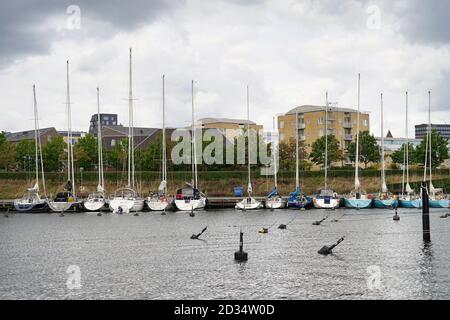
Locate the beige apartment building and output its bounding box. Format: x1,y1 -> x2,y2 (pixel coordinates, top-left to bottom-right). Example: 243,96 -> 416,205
277,105 -> 370,153
198,118 -> 263,140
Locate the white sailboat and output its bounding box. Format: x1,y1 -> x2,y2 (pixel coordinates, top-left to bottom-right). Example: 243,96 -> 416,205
313,92 -> 340,209
236,86 -> 262,210
49,60 -> 81,212
109,48 -> 145,214
265,115 -> 284,209
14,85 -> 49,213
147,75 -> 170,211
344,74 -> 373,209
373,93 -> 398,208
174,80 -> 207,211
398,91 -> 421,208
425,91 -> 449,208
83,87 -> 107,211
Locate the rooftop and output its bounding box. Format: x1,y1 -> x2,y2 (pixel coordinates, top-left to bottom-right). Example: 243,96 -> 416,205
6,127 -> 56,142
285,105 -> 368,115
102,125 -> 159,137
199,117 -> 257,125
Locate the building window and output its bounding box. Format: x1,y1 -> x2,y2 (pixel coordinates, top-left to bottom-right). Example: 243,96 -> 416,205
111,139 -> 116,147
363,119 -> 368,127
47,136 -> 52,142
104,116 -> 109,120
318,117 -> 324,125
318,129 -> 324,137
279,121 -> 284,129
280,133 -> 284,141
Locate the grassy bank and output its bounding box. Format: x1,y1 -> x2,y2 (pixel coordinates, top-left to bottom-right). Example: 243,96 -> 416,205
1,170 -> 449,199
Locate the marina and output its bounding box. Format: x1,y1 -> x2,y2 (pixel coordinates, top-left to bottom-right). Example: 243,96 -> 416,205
1,207 -> 449,299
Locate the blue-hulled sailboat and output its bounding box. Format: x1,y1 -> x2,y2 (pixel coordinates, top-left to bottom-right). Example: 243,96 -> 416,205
344,74 -> 373,209
373,93 -> 398,208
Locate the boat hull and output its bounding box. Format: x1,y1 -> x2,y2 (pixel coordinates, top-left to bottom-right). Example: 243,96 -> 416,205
399,199 -> 422,208
265,197 -> 284,209
373,199 -> 399,209
48,201 -> 80,212
13,200 -> 49,213
344,198 -> 373,209
429,199 -> 450,208
147,198 -> 171,211
83,199 -> 107,212
175,197 -> 206,211
313,197 -> 340,209
109,198 -> 145,213
235,198 -> 263,210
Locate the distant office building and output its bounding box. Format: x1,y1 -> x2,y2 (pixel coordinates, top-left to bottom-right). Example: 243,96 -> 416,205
57,131 -> 87,145
376,130 -> 421,153
6,127 -> 58,145
89,113 -> 118,136
415,124 -> 450,140
277,105 -> 370,152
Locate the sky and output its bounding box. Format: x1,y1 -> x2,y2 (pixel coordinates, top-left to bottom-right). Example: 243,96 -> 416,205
0,0 -> 449,138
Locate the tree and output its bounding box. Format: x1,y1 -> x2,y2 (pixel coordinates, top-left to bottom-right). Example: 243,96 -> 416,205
107,138 -> 128,170
15,139 -> 35,172
278,137 -> 309,171
390,143 -> 416,165
0,132 -> 16,171
74,134 -> 98,170
414,129 -> 449,168
347,131 -> 380,168
309,135 -> 343,167
42,136 -> 66,171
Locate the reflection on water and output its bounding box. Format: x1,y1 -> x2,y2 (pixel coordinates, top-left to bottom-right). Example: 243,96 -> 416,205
0,208 -> 449,299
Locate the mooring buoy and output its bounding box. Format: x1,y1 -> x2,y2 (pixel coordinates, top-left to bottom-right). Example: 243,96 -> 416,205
258,227 -> 268,234
278,224 -> 287,229
318,236 -> 345,255
234,231 -> 248,261
134,212 -> 139,216
393,208 -> 400,221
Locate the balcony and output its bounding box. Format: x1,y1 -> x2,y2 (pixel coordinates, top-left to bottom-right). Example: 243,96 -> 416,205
344,134 -> 353,141
299,135 -> 306,141
343,122 -> 352,128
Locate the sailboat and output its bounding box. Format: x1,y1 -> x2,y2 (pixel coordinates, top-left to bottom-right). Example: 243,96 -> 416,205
109,48 -> 145,214
344,74 -> 373,209
287,110 -> 311,209
236,86 -> 263,210
14,85 -> 49,213
265,116 -> 284,209
425,91 -> 449,208
399,91 -> 422,208
83,87 -> 107,212
49,60 -> 81,212
373,93 -> 398,208
147,75 -> 170,211
313,92 -> 340,209
174,80 -> 207,211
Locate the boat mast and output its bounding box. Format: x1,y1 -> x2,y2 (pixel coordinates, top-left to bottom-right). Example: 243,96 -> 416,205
127,48 -> 134,189
247,85 -> 252,196
162,75 -> 167,192
325,92 -> 328,191
273,116 -> 277,189
34,86 -> 46,196
428,90 -> 433,190
354,73 -> 361,193
66,60 -> 75,193
33,85 -> 39,189
295,110 -> 299,190
191,80 -> 198,189
380,93 -> 387,193
96,87 -> 104,190
405,91 -> 410,191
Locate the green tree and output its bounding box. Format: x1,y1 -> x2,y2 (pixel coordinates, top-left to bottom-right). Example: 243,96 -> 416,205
278,137 -> 309,171
15,139 -> 35,172
0,132 -> 16,171
74,134 -> 98,170
347,131 -> 380,168
42,136 -> 65,171
414,129 -> 449,168
107,138 -> 128,170
309,135 -> 343,167
390,143 -> 416,165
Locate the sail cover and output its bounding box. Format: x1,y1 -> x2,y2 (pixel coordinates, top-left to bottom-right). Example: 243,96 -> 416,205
381,182 -> 388,193
158,180 -> 167,193
405,183 -> 413,194
247,182 -> 253,195
97,184 -> 105,193
267,187 -> 278,198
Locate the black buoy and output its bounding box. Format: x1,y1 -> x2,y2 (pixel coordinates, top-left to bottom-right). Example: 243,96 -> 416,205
4,208 -> 10,218
440,213 -> 448,218
393,208 -> 400,221
191,226 -> 208,239
117,206 -> 123,215
234,231 -> 248,261
313,216 -> 328,225
134,212 -> 139,216
161,208 -> 166,215
190,207 -> 195,217
59,212 -> 64,217
318,236 -> 345,255
278,224 -> 287,229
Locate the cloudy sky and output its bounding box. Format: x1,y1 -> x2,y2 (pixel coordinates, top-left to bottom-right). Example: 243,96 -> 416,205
1,0 -> 449,138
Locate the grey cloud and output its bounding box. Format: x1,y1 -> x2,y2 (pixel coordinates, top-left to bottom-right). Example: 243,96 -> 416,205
0,0 -> 183,67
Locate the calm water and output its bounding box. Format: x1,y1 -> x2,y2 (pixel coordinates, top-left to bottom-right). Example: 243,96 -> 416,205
0,208 -> 449,300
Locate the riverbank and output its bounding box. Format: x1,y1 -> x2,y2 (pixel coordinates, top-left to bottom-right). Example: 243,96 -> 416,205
1,170 -> 449,199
